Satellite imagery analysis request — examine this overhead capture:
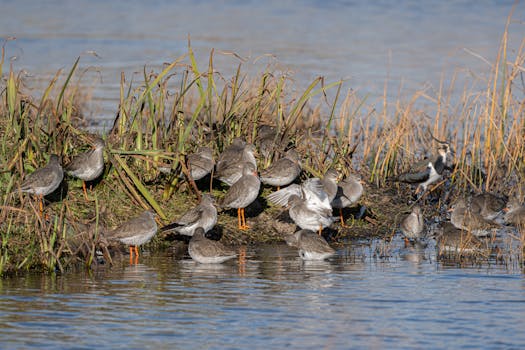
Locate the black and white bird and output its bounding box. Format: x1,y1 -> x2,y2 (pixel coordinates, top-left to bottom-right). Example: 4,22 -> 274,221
391,143 -> 452,194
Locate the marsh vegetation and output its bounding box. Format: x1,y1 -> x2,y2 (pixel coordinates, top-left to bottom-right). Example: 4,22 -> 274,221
0,22 -> 524,275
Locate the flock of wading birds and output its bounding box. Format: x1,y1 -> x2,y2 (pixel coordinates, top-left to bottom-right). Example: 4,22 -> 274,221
13,129 -> 525,264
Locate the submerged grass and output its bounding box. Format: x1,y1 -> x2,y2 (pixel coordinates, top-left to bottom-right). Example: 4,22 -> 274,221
0,22 -> 524,275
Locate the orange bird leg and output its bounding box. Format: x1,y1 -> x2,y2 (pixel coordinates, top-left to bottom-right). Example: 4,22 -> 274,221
240,208 -> 250,230
82,181 -> 89,200
134,245 -> 139,258
129,246 -> 134,265
318,226 -> 322,235
339,208 -> 347,227
237,208 -> 242,229
37,195 -> 44,217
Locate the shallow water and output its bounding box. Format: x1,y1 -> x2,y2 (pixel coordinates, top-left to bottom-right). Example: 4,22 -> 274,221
2,0 -> 524,129
1,237 -> 524,349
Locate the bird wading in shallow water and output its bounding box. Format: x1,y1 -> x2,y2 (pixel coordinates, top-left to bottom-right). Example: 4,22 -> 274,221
104,210 -> 158,264
436,222 -> 483,256
285,229 -> 335,261
449,198 -> 500,237
400,205 -> 425,244
188,227 -> 237,264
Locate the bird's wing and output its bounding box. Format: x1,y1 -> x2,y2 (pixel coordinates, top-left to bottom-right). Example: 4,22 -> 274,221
267,184 -> 302,206
177,206 -> 204,225
302,178 -> 332,212
395,165 -> 431,184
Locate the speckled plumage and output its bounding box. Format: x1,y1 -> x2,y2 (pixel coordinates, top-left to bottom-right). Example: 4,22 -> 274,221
504,197 -> 525,227
436,222 -> 483,255
470,192 -> 507,221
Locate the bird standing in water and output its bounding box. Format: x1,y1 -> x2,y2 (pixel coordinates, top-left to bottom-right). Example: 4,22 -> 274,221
449,198 -> 499,237
285,229 -> 336,260
188,227 -> 237,264
104,210 -> 158,264
400,205 -> 425,243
